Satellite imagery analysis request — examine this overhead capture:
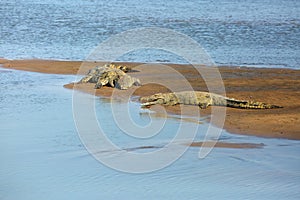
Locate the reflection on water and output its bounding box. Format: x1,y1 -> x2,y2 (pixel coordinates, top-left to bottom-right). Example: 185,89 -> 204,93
0,69 -> 299,199
0,0 -> 299,68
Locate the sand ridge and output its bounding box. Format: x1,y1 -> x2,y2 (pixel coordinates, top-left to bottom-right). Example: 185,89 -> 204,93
1,59 -> 300,140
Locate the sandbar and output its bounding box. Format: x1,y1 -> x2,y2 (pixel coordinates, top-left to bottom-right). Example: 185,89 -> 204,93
1,58 -> 299,140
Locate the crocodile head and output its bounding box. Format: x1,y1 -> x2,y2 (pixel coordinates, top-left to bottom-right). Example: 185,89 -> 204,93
118,65 -> 131,73
140,93 -> 166,107
109,64 -> 131,73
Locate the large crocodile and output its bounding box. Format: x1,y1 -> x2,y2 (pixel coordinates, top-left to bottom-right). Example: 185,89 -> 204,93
140,91 -> 282,109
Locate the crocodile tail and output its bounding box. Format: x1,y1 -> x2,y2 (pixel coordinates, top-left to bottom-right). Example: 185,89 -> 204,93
225,99 -> 283,109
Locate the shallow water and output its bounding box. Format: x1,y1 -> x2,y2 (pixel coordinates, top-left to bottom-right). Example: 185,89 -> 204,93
1,0 -> 300,68
0,68 -> 299,199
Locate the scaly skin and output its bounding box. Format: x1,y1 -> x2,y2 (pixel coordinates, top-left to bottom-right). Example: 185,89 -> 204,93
79,64 -> 130,84
78,64 -> 140,89
95,68 -> 125,89
140,91 -> 282,109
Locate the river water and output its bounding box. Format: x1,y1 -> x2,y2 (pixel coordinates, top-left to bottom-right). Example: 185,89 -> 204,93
0,68 -> 299,199
0,0 -> 300,68
1,0 -> 300,199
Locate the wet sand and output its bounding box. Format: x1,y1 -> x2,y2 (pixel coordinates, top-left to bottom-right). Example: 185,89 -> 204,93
1,58 -> 299,140
189,141 -> 265,149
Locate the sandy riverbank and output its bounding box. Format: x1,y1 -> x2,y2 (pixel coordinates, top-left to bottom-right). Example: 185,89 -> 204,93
1,58 -> 299,140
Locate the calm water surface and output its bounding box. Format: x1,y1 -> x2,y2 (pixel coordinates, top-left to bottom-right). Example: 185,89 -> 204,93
0,68 -> 299,199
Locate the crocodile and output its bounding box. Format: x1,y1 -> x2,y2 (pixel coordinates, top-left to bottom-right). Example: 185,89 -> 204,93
140,91 -> 282,109
78,64 -> 140,90
79,64 -> 130,84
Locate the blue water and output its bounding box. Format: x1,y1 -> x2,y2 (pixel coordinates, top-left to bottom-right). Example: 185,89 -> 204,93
1,0 -> 300,68
1,68 -> 300,199
1,1 -> 300,199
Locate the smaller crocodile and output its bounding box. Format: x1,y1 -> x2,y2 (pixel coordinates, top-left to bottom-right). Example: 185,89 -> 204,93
140,91 -> 282,109
78,64 -> 140,90
94,68 -> 141,90
79,64 -> 130,84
